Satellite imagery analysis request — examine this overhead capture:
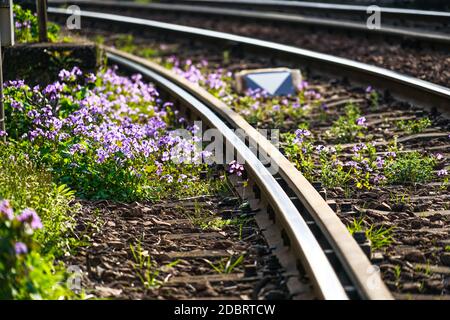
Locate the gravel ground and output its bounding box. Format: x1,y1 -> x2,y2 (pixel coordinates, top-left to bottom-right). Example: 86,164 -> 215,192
63,189 -> 294,299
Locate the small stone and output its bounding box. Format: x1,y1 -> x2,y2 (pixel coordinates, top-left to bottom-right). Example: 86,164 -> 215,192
151,217 -> 171,226
95,286 -> 123,298
410,220 -> 423,229
404,250 -> 426,263
401,282 -> 421,293
441,253 -> 450,266
212,240 -> 234,249
371,252 -> 384,263
402,236 -> 421,245
107,221 -> 116,227
429,214 -> 443,222
379,263 -> 396,271
107,241 -> 123,249
425,279 -> 444,291
353,231 -> 367,243
377,202 -> 392,211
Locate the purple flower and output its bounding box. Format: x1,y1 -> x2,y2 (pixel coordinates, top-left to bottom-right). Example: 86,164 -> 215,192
86,73 -> 97,83
345,161 -> 360,169
228,160 -> 245,176
366,86 -> 373,93
373,174 -> 386,184
386,151 -> 397,158
17,208 -> 43,230
0,200 -> 14,220
375,156 -> 385,169
15,242 -> 28,255
161,151 -> 170,162
297,81 -> 309,91
11,100 -> 24,111
315,145 -> 325,152
437,169 -> 448,177
0,130 -> 7,137
356,117 -> 367,126
434,153 -> 444,161
352,143 -> 367,153
295,129 -> 311,137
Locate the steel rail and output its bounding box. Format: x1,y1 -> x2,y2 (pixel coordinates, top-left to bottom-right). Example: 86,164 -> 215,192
158,0 -> 450,18
48,7 -> 450,116
105,48 -> 349,300
48,0 -> 450,44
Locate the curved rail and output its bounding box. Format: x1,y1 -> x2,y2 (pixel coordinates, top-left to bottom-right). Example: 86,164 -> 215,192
106,48 -> 394,299
105,48 -> 349,300
48,7 -> 450,116
158,0 -> 450,20
49,0 -> 450,45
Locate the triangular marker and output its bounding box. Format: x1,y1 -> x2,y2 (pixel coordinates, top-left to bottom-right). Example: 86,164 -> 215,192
245,72 -> 291,95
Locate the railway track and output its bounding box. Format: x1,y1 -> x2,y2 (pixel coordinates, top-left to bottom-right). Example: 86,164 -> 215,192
48,7 -> 450,112
48,0 -> 450,88
47,7 -> 450,299
49,0 -> 450,45
158,0 -> 450,34
86,47 -> 391,300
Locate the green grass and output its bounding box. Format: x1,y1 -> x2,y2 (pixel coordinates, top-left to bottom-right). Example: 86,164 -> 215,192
366,225 -> 394,250
396,118 -> 432,134
0,142 -> 79,256
384,151 -> 436,184
205,255 -> 244,274
329,104 -> 366,142
130,241 -> 179,289
14,4 -> 61,43
347,218 -> 394,250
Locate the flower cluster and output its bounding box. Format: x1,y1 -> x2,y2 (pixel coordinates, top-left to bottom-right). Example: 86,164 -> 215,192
4,66 -> 209,200
228,160 -> 245,177
168,57 -> 231,99
0,199 -> 72,299
164,57 -> 323,126
329,104 -> 367,143
13,4 -> 60,43
285,126 -> 439,191
0,200 -> 42,256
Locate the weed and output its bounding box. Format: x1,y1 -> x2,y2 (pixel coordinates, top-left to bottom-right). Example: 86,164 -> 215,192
282,128 -> 315,180
13,4 -> 60,43
347,218 -> 393,250
369,90 -> 379,109
384,151 -> 436,184
393,265 -> 402,282
0,201 -> 75,299
0,142 -> 79,256
366,225 -> 394,250
389,191 -> 411,206
346,218 -> 364,235
329,104 -> 367,142
205,255 -> 244,274
223,50 -> 230,65
396,118 -> 432,134
130,242 -> 179,289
